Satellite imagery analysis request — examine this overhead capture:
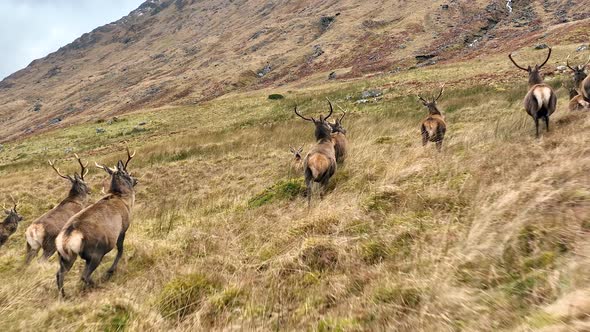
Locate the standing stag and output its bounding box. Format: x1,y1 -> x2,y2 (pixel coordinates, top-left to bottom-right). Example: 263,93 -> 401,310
25,155 -> 90,264
417,86 -> 447,151
329,111 -> 348,163
0,203 -> 23,249
509,48 -> 557,137
566,55 -> 590,111
56,147 -> 137,297
294,101 -> 337,207
289,145 -> 304,174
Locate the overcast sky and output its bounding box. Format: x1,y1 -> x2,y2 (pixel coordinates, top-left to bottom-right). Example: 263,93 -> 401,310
0,0 -> 144,80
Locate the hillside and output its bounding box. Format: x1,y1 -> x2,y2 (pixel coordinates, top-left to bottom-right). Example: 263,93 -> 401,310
0,0 -> 589,142
0,1 -> 590,331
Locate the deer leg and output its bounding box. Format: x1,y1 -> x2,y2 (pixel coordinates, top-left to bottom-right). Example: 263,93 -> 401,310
56,254 -> 76,298
533,115 -> 540,138
106,233 -> 126,277
81,254 -> 103,288
319,178 -> 330,200
436,140 -> 443,152
41,240 -> 57,261
544,116 -> 549,132
24,242 -> 39,265
421,126 -> 429,146
305,169 -> 313,208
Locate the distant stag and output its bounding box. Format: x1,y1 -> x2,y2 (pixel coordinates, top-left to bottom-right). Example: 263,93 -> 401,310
417,86 -> 446,151
56,147 -> 137,297
289,145 -> 304,174
294,101 -> 337,207
566,55 -> 590,111
329,111 -> 348,163
509,48 -> 557,137
0,203 -> 23,249
25,155 -> 90,264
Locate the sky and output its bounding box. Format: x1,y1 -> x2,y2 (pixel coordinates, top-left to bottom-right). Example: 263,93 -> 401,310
0,0 -> 144,80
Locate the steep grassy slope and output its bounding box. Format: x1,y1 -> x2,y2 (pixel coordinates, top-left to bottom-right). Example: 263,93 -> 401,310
0,41 -> 589,331
1,0 -> 589,142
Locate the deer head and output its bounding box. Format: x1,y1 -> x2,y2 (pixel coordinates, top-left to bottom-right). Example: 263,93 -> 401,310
3,202 -> 23,223
293,99 -> 334,140
509,47 -> 552,86
566,54 -> 589,88
417,85 -> 444,115
329,112 -> 347,135
48,154 -> 90,198
96,147 -> 137,195
289,145 -> 304,161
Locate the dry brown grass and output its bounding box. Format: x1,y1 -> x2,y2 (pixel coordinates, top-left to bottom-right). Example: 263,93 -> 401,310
0,43 -> 589,331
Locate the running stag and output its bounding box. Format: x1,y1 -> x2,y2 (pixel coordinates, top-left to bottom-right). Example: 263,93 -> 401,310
294,101 -> 337,207
508,48 -> 557,137
417,86 -> 447,151
25,155 -> 90,263
56,147 -> 137,297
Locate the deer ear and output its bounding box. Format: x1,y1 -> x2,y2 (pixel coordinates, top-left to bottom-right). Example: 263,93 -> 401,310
116,160 -> 125,171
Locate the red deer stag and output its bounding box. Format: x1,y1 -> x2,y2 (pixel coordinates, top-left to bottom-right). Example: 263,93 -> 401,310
25,155 -> 90,264
0,202 -> 23,249
417,86 -> 446,151
56,147 -> 137,297
508,48 -> 557,137
329,111 -> 348,163
289,145 -> 304,174
294,101 -> 336,207
566,55 -> 590,111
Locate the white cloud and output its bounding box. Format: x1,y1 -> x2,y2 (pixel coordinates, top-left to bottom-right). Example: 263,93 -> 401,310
0,0 -> 144,79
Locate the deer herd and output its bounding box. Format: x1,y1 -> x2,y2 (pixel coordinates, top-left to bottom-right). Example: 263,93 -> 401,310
0,46 -> 588,297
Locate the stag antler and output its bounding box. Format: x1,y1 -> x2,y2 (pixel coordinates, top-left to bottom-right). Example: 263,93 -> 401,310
538,47 -> 552,69
95,162 -> 115,174
9,194 -> 17,212
417,94 -> 429,104
508,52 -> 529,71
325,98 -> 334,121
48,160 -> 72,181
124,146 -> 136,170
566,54 -> 590,71
293,106 -> 313,122
74,153 -> 89,180
434,84 -> 445,102
297,144 -> 304,153
566,54 -> 575,71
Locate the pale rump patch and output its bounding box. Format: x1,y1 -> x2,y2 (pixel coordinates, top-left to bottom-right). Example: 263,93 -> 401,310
56,230 -> 84,259
25,224 -> 44,250
308,154 -> 329,179
424,121 -> 437,136
533,86 -> 552,109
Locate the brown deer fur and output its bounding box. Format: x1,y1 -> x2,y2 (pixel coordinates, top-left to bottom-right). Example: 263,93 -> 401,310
0,204 -> 23,249
509,48 -> 557,137
329,112 -> 348,163
56,148 -> 137,297
294,101 -> 337,207
25,155 -> 90,264
566,56 -> 590,111
418,87 -> 446,151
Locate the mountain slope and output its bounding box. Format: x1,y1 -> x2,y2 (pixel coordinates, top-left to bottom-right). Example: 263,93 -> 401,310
0,0 -> 588,142
0,1 -> 589,331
